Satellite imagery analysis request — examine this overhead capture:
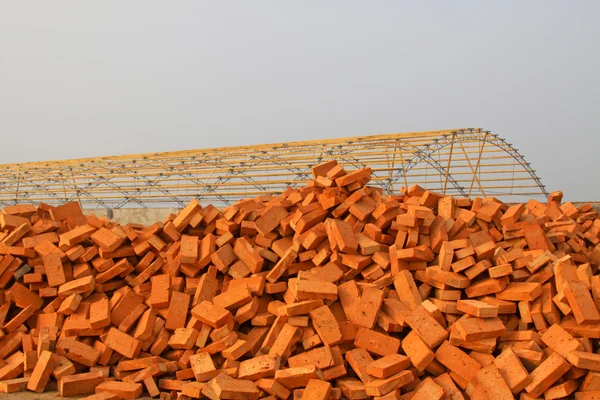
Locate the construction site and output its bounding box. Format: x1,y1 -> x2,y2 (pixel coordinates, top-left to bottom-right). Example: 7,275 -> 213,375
0,128 -> 599,399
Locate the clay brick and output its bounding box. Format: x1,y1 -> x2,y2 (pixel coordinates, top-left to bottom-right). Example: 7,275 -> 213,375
0,352 -> 25,381
238,354 -> 280,380
525,352 -> 571,398
466,363 -> 513,400
179,234 -> 199,263
300,379 -> 331,400
57,293 -> 82,315
456,299 -> 498,318
58,275 -> 95,296
90,295 -> 111,329
433,373 -> 464,399
1,221 -> 31,246
354,328 -> 401,357
256,378 -> 290,399
295,279 -> 337,300
26,350 -> 56,392
104,328 -> 142,359
393,270 -> 422,310
567,351 -> 600,371
59,371 -> 106,397
206,373 -> 260,400
95,381 -> 143,400
404,305 -> 448,348
366,354 -> 411,379
165,291 -> 190,330
0,377 -> 30,393
288,345 -> 333,370
454,317 -> 506,341
401,330 -> 434,372
308,305 -> 342,346
213,284 -> 252,310
563,279 -> 600,324
410,376 -> 444,400
268,323 -> 302,361
541,323 -> 584,359
351,287 -> 384,329
365,370 -> 414,397
90,227 -> 123,252
435,341 -> 481,385
256,206 -> 289,236
346,348 -> 375,384
234,237 -> 264,274
168,328 -> 199,349
274,365 -> 324,389
7,281 -> 44,310
189,352 -> 218,381
191,301 -> 233,328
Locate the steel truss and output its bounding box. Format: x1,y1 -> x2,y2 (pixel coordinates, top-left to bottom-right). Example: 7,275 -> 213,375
0,128 -> 547,209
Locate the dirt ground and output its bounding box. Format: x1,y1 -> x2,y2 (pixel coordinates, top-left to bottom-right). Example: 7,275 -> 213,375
0,392 -> 154,399
0,392 -> 67,400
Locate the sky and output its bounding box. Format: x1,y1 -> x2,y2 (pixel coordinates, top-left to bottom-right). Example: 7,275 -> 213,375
1,1 -> 599,200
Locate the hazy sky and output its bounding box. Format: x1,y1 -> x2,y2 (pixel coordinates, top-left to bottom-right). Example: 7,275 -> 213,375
1,1 -> 598,200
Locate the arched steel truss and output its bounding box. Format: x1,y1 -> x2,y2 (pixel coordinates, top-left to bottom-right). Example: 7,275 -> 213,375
0,128 -> 547,209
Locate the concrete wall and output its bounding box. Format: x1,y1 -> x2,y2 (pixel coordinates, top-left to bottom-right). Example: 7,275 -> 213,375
84,208 -> 180,225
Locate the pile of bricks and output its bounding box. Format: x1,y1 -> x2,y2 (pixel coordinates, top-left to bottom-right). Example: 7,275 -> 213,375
0,160 -> 599,399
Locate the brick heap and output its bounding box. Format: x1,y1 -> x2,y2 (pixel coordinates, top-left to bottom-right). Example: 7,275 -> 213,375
0,160 -> 599,399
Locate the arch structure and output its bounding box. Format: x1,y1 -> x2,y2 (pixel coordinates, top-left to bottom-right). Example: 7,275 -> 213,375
0,128 -> 547,209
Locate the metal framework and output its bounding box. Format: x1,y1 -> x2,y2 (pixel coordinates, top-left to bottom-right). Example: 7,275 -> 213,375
0,128 -> 547,209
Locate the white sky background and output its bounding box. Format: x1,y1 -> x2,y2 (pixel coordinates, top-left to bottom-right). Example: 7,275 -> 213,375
0,1 -> 598,200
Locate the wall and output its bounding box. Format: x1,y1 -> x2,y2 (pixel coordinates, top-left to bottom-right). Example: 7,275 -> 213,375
83,208 -> 180,225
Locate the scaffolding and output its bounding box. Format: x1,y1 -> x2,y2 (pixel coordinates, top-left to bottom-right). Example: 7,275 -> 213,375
0,128 -> 547,209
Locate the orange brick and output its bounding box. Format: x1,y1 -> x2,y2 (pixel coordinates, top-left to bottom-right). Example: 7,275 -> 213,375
354,328 -> 400,357
393,270 -> 422,310
296,279 -> 338,300
90,228 -> 123,252
189,352 -> 217,382
95,381 -> 143,400
213,285 -> 253,310
59,371 -> 106,397
351,287 -> 384,329
563,279 -> 600,324
191,301 -> 233,328
255,206 -> 289,236
435,341 -> 481,385
540,323 -> 584,359
346,348 -> 375,384
26,350 -> 56,392
365,370 -> 414,397
165,291 -> 190,330
179,234 -> 199,263
524,352 -> 571,398
238,354 -> 280,380
454,317 -> 506,341
206,373 -> 260,399
405,305 -> 448,348
456,299 -> 498,318
366,354 -> 411,379
410,376 -> 444,400
300,379 -> 331,400
256,378 -> 290,399
104,328 -> 142,359
274,365 -> 324,389
0,377 -> 30,393
303,305 -> 341,346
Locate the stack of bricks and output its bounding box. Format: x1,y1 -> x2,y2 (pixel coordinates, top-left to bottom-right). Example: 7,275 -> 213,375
0,160 -> 599,399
